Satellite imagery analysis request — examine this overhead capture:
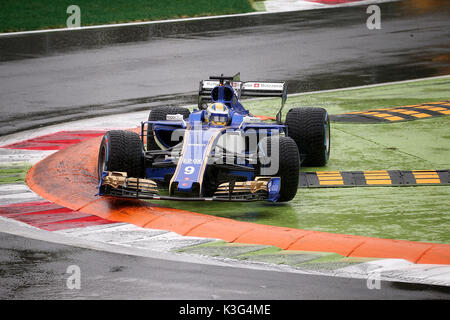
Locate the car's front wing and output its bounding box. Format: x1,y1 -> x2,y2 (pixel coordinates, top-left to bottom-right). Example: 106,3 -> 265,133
98,171 -> 281,202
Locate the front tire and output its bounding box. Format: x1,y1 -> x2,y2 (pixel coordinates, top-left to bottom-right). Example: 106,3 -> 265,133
285,107 -> 330,167
97,130 -> 144,179
259,136 -> 300,202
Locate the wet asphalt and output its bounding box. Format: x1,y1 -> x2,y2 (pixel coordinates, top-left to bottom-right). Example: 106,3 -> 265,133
1,231 -> 449,300
0,0 -> 449,135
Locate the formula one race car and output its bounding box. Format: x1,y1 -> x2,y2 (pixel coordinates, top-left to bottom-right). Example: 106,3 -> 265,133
97,73 -> 330,202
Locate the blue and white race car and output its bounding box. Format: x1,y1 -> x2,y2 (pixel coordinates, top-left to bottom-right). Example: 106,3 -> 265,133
97,74 -> 330,202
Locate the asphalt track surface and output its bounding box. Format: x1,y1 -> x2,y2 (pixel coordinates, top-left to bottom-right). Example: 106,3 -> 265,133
0,0 -> 449,135
1,1 -> 450,300
1,231 -> 450,300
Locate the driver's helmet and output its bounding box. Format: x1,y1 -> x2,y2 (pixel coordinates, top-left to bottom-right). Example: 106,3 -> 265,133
204,102 -> 230,126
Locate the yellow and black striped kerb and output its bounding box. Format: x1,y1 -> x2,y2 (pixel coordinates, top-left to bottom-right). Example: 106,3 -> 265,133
315,171 -> 344,186
411,170 -> 442,184
298,169 -> 450,188
331,100 -> 450,123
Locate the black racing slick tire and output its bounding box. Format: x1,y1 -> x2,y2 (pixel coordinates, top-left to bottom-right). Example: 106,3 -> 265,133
259,136 -> 300,202
97,130 -> 144,179
285,107 -> 330,167
147,106 -> 190,150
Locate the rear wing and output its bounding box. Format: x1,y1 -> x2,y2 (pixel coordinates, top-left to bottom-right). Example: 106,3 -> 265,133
198,74 -> 288,124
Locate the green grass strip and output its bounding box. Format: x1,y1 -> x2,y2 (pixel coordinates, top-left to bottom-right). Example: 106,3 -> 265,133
244,76 -> 450,118
158,77 -> 450,244
0,0 -> 255,32
0,163 -> 31,184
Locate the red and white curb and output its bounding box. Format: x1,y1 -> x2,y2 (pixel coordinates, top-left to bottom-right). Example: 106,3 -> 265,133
1,110 -> 450,286
0,184 -> 41,205
0,117 -> 218,252
264,0 -> 397,12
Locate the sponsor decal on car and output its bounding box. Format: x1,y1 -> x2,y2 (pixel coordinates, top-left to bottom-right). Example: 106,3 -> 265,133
243,82 -> 284,91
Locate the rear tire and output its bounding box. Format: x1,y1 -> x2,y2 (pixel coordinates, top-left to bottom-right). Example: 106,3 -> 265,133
259,136 -> 300,202
285,107 -> 330,167
147,106 -> 190,150
97,130 -> 144,179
